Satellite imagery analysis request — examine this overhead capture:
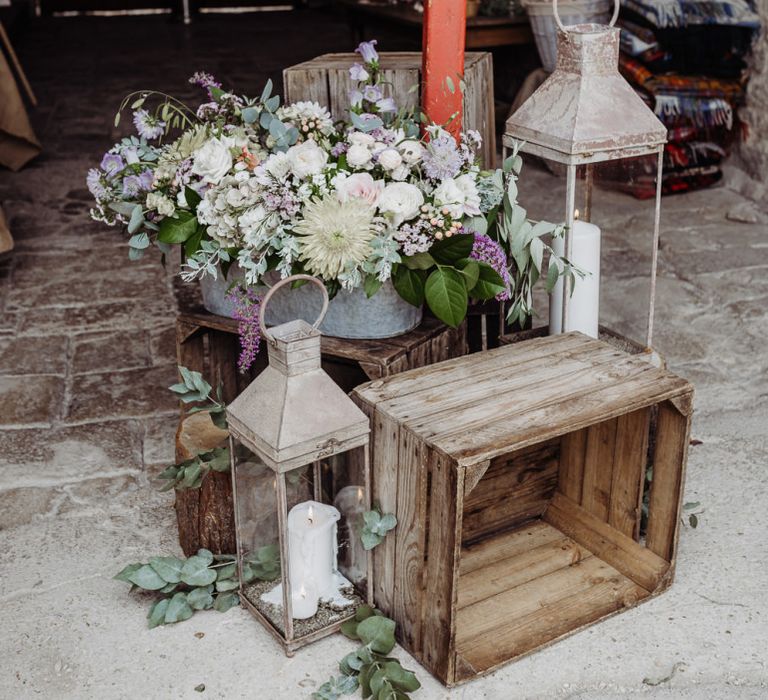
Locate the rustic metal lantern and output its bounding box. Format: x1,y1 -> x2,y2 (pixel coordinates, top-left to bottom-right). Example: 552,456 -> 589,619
227,275 -> 372,654
504,0 -> 667,348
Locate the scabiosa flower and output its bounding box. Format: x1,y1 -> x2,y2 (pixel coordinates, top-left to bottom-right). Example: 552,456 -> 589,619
86,168 -> 107,200
132,109 -> 166,140
227,286 -> 262,373
100,153 -> 125,178
422,133 -> 463,181
294,197 -> 375,279
469,232 -> 511,301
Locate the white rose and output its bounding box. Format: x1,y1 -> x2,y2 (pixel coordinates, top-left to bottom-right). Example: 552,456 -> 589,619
377,148 -> 403,172
192,137 -> 234,185
348,131 -> 375,147
336,173 -> 384,206
399,140 -> 424,165
433,176 -> 480,219
287,140 -> 328,179
378,182 -> 424,225
454,174 -> 482,216
346,144 -> 373,169
390,164 -> 410,182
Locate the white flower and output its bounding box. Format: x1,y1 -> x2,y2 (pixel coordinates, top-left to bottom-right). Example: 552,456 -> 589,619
192,136 -> 234,185
336,173 -> 384,206
377,148 -> 403,171
177,189 -> 188,208
399,140 -> 424,165
390,165 -> 410,182
146,192 -> 176,218
346,144 -> 373,169
433,175 -> 482,218
378,182 -> 424,225
257,151 -> 292,183
348,131 -> 375,147
240,205 -> 274,248
287,140 -> 328,179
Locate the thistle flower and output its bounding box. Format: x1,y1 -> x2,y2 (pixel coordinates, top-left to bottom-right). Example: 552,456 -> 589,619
294,197 -> 375,279
86,168 -> 107,200
422,133 -> 463,181
132,109 -> 166,140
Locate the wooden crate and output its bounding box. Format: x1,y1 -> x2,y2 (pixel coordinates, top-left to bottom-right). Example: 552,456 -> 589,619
174,309 -> 467,556
284,52 -> 496,167
352,332 -> 693,686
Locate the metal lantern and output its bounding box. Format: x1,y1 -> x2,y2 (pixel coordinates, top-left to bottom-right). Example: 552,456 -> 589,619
504,0 -> 667,348
227,275 -> 372,655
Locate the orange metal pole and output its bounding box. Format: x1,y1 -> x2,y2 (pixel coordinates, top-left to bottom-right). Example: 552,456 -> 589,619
421,0 -> 466,139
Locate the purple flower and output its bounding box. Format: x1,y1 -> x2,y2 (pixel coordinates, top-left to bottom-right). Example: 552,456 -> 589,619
355,40 -> 379,64
363,85 -> 383,103
376,97 -> 397,113
86,168 -> 107,200
331,142 -> 349,157
227,287 -> 262,373
349,63 -> 369,82
422,134 -> 463,181
100,153 -> 125,178
189,71 -> 222,100
138,169 -> 154,190
121,175 -> 143,197
132,108 -> 165,140
468,232 -> 511,301
349,89 -> 364,108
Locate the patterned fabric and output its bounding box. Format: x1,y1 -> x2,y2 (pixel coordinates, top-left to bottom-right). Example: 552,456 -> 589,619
621,0 -> 760,28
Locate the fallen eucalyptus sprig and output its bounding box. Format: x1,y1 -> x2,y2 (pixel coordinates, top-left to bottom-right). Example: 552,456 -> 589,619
360,509 -> 397,551
114,549 -> 240,627
313,605 -> 421,700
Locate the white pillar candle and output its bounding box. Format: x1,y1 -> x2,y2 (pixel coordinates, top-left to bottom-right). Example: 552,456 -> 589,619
290,582 -> 319,620
550,219 -> 601,338
333,485 -> 367,584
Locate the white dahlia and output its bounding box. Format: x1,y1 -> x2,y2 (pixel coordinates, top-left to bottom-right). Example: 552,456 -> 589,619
294,197 -> 375,280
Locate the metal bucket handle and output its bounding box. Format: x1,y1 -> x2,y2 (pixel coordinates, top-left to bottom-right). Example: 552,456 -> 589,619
552,0 -> 620,32
259,274 -> 329,344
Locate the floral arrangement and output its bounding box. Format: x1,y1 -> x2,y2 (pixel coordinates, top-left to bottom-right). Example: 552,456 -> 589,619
89,40 -> 578,368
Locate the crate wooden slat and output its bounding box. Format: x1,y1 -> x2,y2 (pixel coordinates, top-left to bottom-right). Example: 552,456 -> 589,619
352,332 -> 693,685
284,52 -> 496,167
173,308 -> 467,555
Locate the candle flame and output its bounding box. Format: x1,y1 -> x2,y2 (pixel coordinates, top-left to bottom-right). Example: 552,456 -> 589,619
574,209 -> 580,221
299,584 -> 307,598
307,505 -> 314,524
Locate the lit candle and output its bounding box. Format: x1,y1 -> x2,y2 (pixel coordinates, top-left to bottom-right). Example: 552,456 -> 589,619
291,582 -> 319,620
550,212 -> 601,338
334,485 -> 367,583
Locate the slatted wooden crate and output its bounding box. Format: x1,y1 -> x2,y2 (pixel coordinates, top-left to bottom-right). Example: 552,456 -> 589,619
284,51 -> 496,167
352,332 -> 693,686
174,308 -> 467,556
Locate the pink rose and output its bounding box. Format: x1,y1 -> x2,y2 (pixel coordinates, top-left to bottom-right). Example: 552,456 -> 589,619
336,173 -> 384,207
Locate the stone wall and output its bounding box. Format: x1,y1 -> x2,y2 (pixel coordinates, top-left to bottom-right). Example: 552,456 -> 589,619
739,0 -> 768,181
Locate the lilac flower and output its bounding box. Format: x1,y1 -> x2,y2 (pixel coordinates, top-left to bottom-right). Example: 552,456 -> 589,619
189,71 -> 222,99
355,40 -> 379,64
349,63 -> 369,82
132,108 -> 166,140
468,232 -> 511,301
86,168 -> 107,200
100,153 -> 125,178
227,287 -> 262,373
331,142 -> 349,157
363,85 -> 383,103
422,134 -> 463,181
376,97 -> 397,113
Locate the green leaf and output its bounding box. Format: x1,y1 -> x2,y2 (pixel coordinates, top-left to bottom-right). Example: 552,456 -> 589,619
364,275 -> 383,299
186,586 -> 215,610
429,235 -> 474,265
128,246 -> 145,261
149,556 -> 184,584
164,592 -> 194,624
261,79 -> 273,103
216,562 -> 237,580
205,447 -> 230,473
689,513 -> 699,528
529,235 -> 544,273
340,618 -> 361,640
127,564 -> 167,591
114,563 -> 142,583
241,106 -> 258,124
356,604 -> 376,622
357,615 -> 396,655
148,598 -> 170,628
128,232 -> 150,250
424,268 -> 467,328
361,531 -> 382,551
683,501 -> 701,510
472,262 -> 507,301
213,591 -> 239,613
215,578 -> 239,592
456,258 -> 479,291
157,211 -> 199,244
127,205 -> 144,235
184,186 -> 202,210
197,548 -> 214,565
160,582 -> 178,593
392,266 -> 424,307
379,513 -> 397,531
180,555 -> 217,586
182,461 -> 203,489
383,662 -> 420,692
400,252 -> 435,270
463,215 -> 488,236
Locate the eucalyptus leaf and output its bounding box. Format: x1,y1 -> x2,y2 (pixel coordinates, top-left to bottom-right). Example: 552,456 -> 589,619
213,591 -> 239,613
127,564 -> 167,591
149,556 -> 184,584
215,579 -> 239,592
180,555 -> 217,586
148,598 -> 170,629
357,615 -> 396,655
128,232 -> 150,249
186,586 -> 215,611
114,563 -> 142,583
164,592 -> 194,624
127,206 -> 144,235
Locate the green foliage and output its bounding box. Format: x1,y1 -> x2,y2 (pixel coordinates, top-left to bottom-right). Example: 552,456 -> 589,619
314,606 -> 421,700
242,544 -> 281,583
360,509 -> 397,551
114,551 -> 239,628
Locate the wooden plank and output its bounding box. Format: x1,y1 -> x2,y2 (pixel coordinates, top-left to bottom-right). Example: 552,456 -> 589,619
558,428 -> 587,503
646,398 -> 692,561
208,331 -> 240,404
421,450 -> 463,684
458,536 -> 590,609
462,439 -> 559,545
456,565 -> 648,679
283,66 -> 330,108
581,418 -> 618,522
462,460 -> 490,498
543,492 -> 668,592
608,408 -> 651,539
392,427 -> 428,653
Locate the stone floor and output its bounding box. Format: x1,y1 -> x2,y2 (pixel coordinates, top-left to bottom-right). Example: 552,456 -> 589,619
1,12 -> 767,700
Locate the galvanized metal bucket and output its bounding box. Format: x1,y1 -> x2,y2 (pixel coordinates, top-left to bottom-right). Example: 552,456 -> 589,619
199,267 -> 422,339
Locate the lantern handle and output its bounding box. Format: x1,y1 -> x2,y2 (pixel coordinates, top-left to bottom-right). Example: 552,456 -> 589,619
259,274 -> 329,344
553,0 -> 620,33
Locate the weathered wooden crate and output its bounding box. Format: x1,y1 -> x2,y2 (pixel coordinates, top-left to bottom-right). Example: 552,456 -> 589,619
352,332 -> 693,686
174,309 -> 467,556
284,51 -> 496,167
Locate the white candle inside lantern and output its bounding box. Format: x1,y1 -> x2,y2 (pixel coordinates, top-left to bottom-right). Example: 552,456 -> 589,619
550,212 -> 601,338
291,582 -> 319,620
334,485 -> 367,583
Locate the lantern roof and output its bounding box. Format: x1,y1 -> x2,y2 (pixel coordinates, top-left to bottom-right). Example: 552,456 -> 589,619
504,24 -> 667,164
226,318 -> 369,472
